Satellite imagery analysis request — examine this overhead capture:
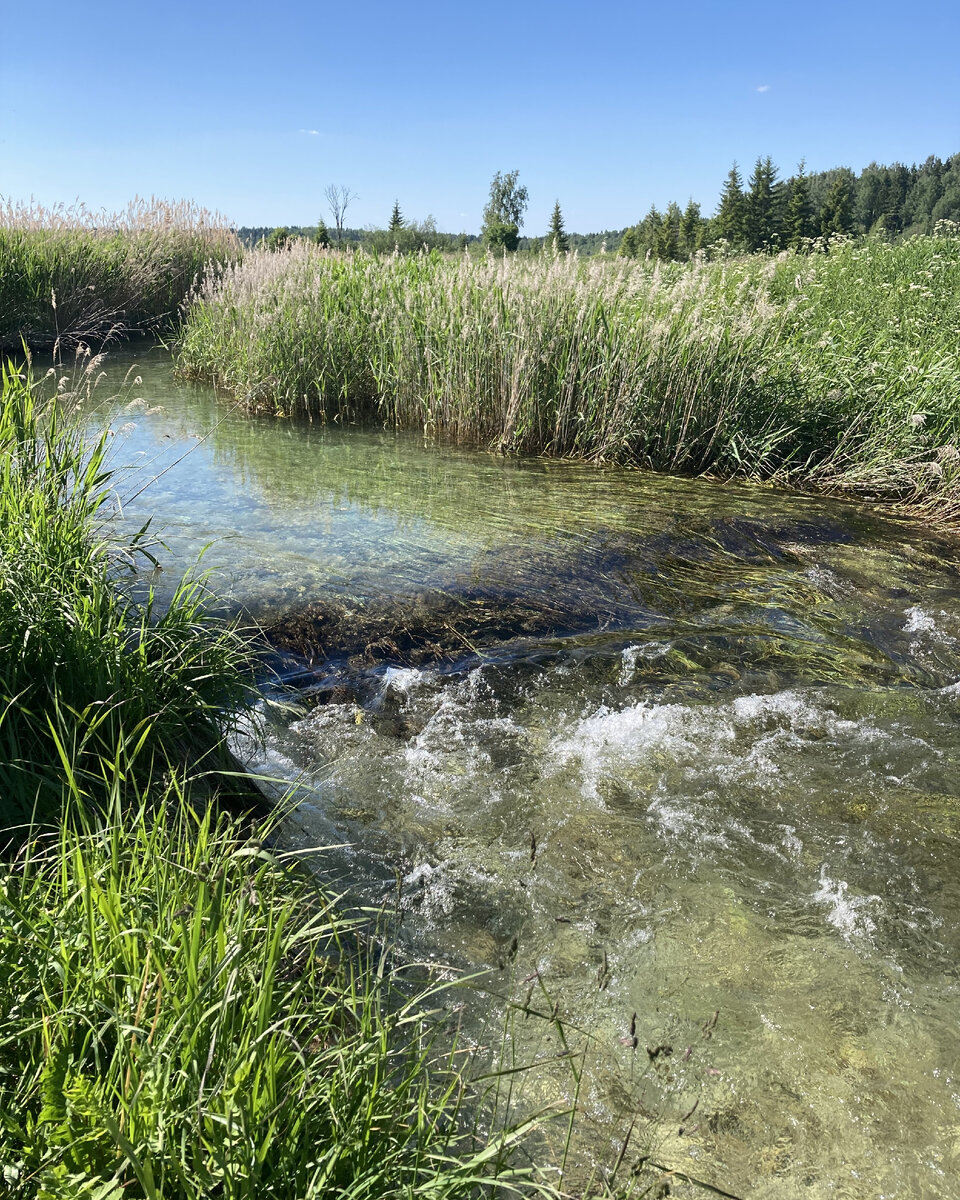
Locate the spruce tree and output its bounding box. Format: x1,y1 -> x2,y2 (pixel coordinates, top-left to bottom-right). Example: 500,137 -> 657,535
744,156 -> 782,251
874,180 -> 904,236
889,164 -> 912,232
716,163 -> 746,247
656,202 -> 682,260
314,218 -> 330,247
681,199 -> 702,257
786,161 -> 814,250
639,205 -> 663,258
389,201 -> 404,232
820,172 -> 855,237
547,200 -> 569,252
618,227 -> 640,258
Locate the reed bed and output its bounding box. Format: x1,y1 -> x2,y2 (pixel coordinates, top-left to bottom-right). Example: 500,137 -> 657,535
177,233 -> 960,506
0,363 -> 556,1198
0,199 -> 240,352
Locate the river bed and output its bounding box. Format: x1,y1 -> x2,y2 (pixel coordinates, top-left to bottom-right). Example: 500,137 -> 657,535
87,345 -> 960,1198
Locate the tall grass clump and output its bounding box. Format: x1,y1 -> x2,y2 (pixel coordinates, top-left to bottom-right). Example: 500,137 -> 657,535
0,361 -> 556,1197
177,245 -> 783,474
177,232 -> 960,509
0,358 -> 250,830
0,792 -> 550,1199
762,228 -> 960,500
0,199 -> 240,352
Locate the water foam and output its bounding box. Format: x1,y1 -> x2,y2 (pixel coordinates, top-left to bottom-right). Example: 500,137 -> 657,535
619,641 -> 670,685
903,605 -> 957,644
381,665 -> 427,697
401,669 -> 524,802
550,700 -> 713,801
813,866 -> 880,940
550,689 -> 884,806
904,606 -> 937,635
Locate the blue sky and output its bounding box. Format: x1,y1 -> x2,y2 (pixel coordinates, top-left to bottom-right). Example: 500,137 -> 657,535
2,0 -> 958,234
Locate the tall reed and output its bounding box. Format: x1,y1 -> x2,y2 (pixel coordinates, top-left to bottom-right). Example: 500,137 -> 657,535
177,234 -> 960,507
0,199 -> 240,352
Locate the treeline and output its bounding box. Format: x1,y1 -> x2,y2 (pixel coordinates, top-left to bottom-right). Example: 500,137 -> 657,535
237,221 -> 480,253
238,221 -> 623,257
618,152 -> 960,259
521,229 -> 627,255
240,149 -> 960,262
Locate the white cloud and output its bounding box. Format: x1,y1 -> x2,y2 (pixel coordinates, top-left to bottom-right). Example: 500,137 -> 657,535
298,128 -> 321,136
756,85 -> 770,93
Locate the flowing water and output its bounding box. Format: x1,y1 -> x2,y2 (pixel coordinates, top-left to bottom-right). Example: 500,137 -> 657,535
88,346 -> 960,1198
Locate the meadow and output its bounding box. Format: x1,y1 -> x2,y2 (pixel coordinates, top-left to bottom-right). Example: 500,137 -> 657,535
177,230 -> 960,514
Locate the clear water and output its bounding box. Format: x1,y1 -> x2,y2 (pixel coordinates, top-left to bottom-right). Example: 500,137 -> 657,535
89,347 -> 960,1198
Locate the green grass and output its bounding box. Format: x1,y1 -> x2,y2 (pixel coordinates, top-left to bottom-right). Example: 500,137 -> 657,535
0,358 -> 250,831
0,363 -> 561,1199
175,232 -> 960,512
0,200 -> 240,352
0,792 -> 548,1200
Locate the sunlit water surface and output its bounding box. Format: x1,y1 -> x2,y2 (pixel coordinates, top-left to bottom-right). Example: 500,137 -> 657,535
85,347 -> 960,1198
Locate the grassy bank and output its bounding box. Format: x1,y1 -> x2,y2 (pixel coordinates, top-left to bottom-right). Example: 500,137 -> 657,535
0,358 -> 249,831
0,796 -> 549,1199
0,200 -> 240,353
176,233 -> 960,510
0,364 -> 553,1198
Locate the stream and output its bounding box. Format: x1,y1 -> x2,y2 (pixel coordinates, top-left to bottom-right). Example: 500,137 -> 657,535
87,345 -> 960,1198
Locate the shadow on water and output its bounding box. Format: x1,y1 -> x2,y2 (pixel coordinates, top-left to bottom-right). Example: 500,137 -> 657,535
263,509 -> 960,699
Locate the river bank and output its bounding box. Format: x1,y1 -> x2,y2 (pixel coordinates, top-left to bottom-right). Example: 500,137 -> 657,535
177,233 -> 960,517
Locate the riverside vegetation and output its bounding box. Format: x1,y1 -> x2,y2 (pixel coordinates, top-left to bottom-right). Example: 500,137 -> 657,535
0,200 -> 240,353
177,230 -> 960,516
4,192 -> 960,1196
0,362 -> 572,1198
